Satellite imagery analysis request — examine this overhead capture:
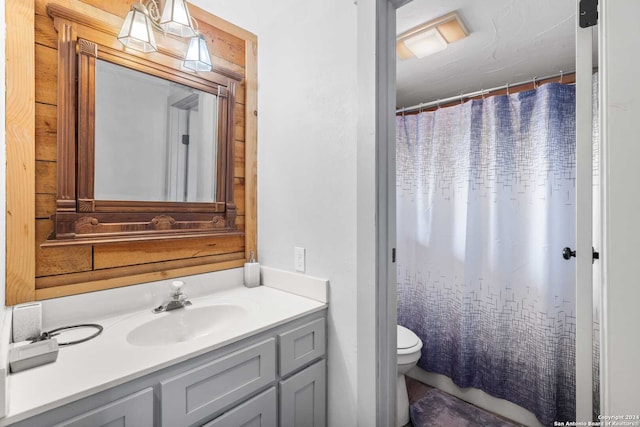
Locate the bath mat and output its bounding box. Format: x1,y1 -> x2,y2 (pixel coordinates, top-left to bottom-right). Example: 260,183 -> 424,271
409,388 -> 520,427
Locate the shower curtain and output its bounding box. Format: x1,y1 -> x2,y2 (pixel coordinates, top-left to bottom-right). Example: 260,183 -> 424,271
396,83 -> 577,425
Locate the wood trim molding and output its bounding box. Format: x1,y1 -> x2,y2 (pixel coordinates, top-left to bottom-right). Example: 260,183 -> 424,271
188,3 -> 258,44
6,0 -> 36,305
226,82 -> 237,205
77,38 -> 98,56
54,19 -> 77,213
76,38 -> 96,206
35,258 -> 246,300
245,38 -> 258,261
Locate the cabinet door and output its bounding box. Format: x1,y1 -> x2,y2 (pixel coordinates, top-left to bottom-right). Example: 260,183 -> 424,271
53,388 -> 153,427
203,387 -> 277,427
161,338 -> 276,427
279,360 -> 326,427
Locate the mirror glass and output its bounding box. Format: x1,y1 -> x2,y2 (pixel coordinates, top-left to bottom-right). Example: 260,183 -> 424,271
95,60 -> 218,203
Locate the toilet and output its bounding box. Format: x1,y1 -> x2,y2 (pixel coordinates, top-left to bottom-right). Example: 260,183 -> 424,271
397,325 -> 423,427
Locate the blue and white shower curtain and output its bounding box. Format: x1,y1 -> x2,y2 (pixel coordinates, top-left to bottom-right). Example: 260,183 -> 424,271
396,83 -> 577,425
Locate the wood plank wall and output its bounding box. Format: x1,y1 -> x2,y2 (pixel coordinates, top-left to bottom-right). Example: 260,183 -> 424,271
6,0 -> 36,304
6,0 -> 257,304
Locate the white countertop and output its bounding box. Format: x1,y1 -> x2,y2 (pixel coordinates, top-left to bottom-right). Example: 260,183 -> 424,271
2,283 -> 327,425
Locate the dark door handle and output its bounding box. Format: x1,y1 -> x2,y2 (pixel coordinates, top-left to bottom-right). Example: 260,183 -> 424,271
562,247 -> 576,260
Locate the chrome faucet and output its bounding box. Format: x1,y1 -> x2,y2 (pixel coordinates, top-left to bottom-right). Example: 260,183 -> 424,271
153,280 -> 192,313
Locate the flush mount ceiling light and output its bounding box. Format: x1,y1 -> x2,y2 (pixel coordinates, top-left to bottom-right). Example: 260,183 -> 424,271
397,11 -> 469,59
118,0 -> 212,73
402,28 -> 447,58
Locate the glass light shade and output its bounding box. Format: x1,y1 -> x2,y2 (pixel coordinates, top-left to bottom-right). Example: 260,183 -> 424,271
118,4 -> 158,53
160,0 -> 197,38
184,34 -> 213,72
402,28 -> 448,59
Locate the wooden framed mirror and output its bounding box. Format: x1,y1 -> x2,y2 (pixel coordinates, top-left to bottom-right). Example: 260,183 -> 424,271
5,0 -> 257,304
44,4 -> 240,246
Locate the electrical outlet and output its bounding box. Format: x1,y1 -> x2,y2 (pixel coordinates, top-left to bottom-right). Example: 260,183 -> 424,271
294,247 -> 306,272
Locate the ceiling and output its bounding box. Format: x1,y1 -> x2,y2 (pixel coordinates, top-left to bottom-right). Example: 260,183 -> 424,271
396,0 -> 577,109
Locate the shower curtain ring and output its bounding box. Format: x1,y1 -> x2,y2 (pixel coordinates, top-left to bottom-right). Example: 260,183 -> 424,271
506,83 -> 510,95
533,76 -> 539,89
559,70 -> 564,83
460,94 -> 464,105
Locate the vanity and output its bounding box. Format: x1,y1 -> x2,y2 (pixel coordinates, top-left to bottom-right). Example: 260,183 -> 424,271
2,269 -> 328,427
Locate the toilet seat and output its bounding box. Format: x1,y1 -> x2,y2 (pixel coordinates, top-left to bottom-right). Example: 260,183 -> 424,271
397,325 -> 422,355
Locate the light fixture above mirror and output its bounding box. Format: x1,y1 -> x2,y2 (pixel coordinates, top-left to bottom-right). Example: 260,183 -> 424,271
118,0 -> 212,72
117,2 -> 157,53
184,33 -> 214,72
160,0 -> 197,37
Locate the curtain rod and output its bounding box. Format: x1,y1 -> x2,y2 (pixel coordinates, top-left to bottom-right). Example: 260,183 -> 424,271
395,70 -> 575,114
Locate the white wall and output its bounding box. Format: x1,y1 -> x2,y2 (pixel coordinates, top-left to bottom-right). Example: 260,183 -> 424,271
255,4 -> 360,424
599,1 -> 640,415
255,3 -> 360,425
191,1 -> 366,425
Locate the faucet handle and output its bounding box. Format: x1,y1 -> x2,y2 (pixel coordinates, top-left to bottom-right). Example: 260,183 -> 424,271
170,280 -> 185,295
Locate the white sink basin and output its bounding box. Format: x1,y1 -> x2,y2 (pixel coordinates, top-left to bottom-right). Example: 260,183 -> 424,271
126,304 -> 248,347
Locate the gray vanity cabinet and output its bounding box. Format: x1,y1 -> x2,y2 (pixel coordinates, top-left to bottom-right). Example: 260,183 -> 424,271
202,388 -> 277,427
279,360 -> 326,427
52,388 -> 153,427
277,318 -> 327,427
160,339 -> 276,426
278,318 -> 325,377
8,310 -> 326,427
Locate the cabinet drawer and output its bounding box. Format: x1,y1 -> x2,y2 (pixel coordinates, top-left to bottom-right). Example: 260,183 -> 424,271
203,387 -> 277,427
279,318 -> 325,377
53,388 -> 153,427
161,339 -> 276,427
